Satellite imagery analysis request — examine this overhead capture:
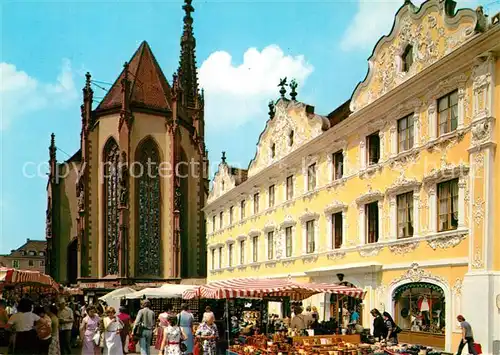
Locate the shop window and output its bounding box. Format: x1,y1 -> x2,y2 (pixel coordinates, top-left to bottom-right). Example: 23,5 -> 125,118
289,130 -> 294,146
437,179 -> 459,232
228,244 -> 233,267
286,175 -> 294,200
240,200 -> 246,220
307,163 -> 316,191
438,90 -> 458,136
219,211 -> 223,229
239,240 -> 245,265
330,282 -> 363,329
229,206 -> 234,225
398,114 -> 414,152
285,227 -> 293,257
306,220 -> 315,253
252,236 -> 259,262
253,193 -> 260,214
12,260 -> 20,269
267,231 -> 274,260
367,132 -> 380,165
218,247 -> 223,269
366,202 -> 379,243
332,150 -> 344,180
268,185 -> 275,208
392,282 -> 445,345
211,249 -> 215,270
402,45 -> 414,72
397,191 -> 414,238
212,216 -> 216,232
332,212 -> 343,249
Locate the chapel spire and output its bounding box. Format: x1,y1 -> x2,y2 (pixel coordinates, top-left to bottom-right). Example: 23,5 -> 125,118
178,0 -> 199,108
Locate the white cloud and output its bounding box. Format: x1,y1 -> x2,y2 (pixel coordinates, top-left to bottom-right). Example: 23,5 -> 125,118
199,45 -> 314,129
0,59 -> 78,130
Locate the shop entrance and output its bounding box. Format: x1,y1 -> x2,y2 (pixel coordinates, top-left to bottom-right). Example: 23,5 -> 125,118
393,282 -> 445,349
330,282 -> 363,332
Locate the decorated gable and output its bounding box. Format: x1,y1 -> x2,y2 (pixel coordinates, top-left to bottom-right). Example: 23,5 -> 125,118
208,158 -> 247,203
248,99 -> 330,177
350,0 -> 483,112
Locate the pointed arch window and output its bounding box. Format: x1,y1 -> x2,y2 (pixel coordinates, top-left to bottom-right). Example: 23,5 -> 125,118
103,138 -> 120,276
136,138 -> 161,277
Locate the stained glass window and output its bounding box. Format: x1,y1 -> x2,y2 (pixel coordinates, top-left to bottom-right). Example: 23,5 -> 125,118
103,138 -> 120,275
136,138 -> 161,277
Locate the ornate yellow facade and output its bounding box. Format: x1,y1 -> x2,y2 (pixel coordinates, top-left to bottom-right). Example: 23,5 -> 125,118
205,0 -> 500,352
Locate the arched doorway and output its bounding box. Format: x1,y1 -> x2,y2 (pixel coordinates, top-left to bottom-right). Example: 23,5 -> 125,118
392,282 -> 445,348
330,281 -> 364,332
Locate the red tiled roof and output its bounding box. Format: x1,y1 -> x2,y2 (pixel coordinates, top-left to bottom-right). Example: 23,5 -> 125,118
95,41 -> 172,113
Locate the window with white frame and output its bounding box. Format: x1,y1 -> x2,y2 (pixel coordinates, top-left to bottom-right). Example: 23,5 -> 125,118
332,150 -> 343,180
366,202 -> 379,243
285,227 -> 293,257
269,185 -> 275,208
306,220 -> 315,253
397,191 -> 414,238
332,212 -> 343,249
240,200 -> 246,220
398,114 -> 414,152
218,246 -> 223,269
211,249 -> 215,270
219,212 -> 223,229
228,243 -> 233,267
307,163 -> 316,191
229,206 -> 234,225
437,179 -> 459,232
239,240 -> 245,265
12,260 -> 20,269
267,231 -> 274,260
253,193 -> 260,214
252,236 -> 259,262
438,90 -> 458,136
286,175 -> 294,200
367,132 -> 380,165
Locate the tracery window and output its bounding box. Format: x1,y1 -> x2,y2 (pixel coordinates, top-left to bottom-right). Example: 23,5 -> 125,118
136,138 -> 161,277
103,138 -> 120,275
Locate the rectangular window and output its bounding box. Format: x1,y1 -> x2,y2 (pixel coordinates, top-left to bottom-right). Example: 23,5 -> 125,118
286,175 -> 294,200
40,260 -> 45,267
269,185 -> 275,207
28,260 -> 34,267
252,236 -> 259,262
367,132 -> 380,165
397,191 -> 414,238
306,220 -> 315,253
437,179 -> 459,232
229,206 -> 234,225
228,244 -> 233,267
332,212 -> 343,249
267,231 -> 274,260
12,260 -> 19,269
219,212 -> 223,228
211,249 -> 215,270
218,247 -> 223,269
438,90 -> 458,136
240,240 -> 245,265
285,227 -> 293,257
212,216 -> 216,232
253,193 -> 260,214
398,114 -> 414,152
307,163 -> 316,191
366,201 -> 379,244
240,200 -> 246,220
333,151 -> 344,180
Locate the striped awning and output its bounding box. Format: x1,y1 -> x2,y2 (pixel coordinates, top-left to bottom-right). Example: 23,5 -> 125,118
182,277 -> 366,300
0,268 -> 59,291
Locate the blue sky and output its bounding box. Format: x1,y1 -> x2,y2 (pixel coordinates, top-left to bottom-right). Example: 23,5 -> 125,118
1,0 -> 494,253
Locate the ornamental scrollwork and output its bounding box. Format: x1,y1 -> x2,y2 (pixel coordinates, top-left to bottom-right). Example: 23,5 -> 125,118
326,251 -> 346,260
427,231 -> 467,250
390,262 -> 447,286
388,241 -> 420,255
471,117 -> 493,145
472,198 -> 485,225
472,247 -> 484,269
359,245 -> 383,257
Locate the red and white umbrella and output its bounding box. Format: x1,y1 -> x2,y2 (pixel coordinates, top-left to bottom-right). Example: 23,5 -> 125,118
182,277 -> 366,300
0,268 -> 59,291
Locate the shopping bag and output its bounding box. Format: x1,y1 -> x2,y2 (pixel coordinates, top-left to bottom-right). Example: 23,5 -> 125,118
474,343 -> 482,354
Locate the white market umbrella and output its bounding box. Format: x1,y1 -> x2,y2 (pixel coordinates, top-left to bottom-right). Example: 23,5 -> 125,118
99,287 -> 136,311
126,284 -> 196,299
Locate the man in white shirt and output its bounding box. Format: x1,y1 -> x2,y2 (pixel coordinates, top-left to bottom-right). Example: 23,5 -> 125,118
57,299 -> 74,355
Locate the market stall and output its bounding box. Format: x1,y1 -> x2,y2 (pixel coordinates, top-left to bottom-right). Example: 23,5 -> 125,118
125,283 -> 195,299
0,267 -> 59,292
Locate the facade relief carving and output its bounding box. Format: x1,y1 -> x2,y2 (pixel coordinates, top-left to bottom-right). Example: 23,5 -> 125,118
427,231 -> 467,250
472,197 -> 485,225
385,175 -> 421,196
350,0 -> 478,112
355,186 -> 384,205
472,54 -> 495,119
248,99 -> 330,178
389,241 -> 420,255
208,162 -> 237,204
472,247 -> 484,269
359,245 -> 383,257
390,262 -> 447,286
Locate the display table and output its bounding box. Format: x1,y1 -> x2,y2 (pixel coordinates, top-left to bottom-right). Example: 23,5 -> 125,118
292,334 -> 361,345
398,330 -> 445,349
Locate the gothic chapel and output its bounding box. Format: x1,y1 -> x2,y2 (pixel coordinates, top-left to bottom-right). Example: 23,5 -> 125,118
46,0 -> 208,288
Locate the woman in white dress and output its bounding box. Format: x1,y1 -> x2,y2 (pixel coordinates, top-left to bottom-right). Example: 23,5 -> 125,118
160,316 -> 186,355
103,307 -> 124,355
